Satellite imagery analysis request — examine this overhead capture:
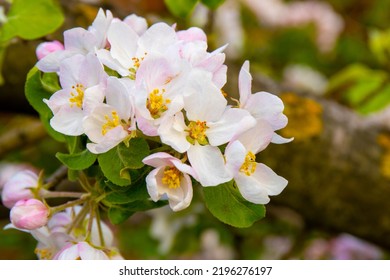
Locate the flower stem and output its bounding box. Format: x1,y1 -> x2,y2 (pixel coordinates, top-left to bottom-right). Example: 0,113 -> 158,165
50,195 -> 89,215
40,189 -> 85,199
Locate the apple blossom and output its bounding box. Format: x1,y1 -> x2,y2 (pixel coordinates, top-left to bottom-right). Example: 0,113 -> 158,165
238,60 -> 293,144
143,152 -> 197,211
36,40 -> 64,60
36,9 -> 113,73
44,53 -> 108,136
10,199 -> 49,230
54,241 -> 110,260
225,121 -> 288,204
1,170 -> 39,208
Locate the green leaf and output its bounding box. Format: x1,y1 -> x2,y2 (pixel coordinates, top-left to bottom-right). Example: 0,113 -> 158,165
0,0 -> 64,42
104,180 -> 149,205
108,207 -> 134,225
98,138 -> 150,186
200,0 -> 225,9
25,67 -> 65,142
108,200 -> 167,224
358,84 -> 390,114
164,0 -> 198,18
56,149 -> 97,170
203,180 -> 266,228
25,67 -> 53,117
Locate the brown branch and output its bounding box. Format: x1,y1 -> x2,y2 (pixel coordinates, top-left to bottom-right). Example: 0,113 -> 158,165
0,118 -> 47,157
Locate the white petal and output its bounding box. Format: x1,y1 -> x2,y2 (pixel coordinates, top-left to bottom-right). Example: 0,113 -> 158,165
86,126 -> 127,154
106,77 -> 133,120
45,89 -> 72,114
235,163 -> 288,204
63,27 -> 95,52
224,140 -> 246,176
235,120 -> 274,153
96,49 -> 130,76
207,108 -> 256,146
184,69 -> 227,122
272,133 -> 294,144
50,107 -> 84,136
168,174 -> 193,211
187,144 -> 232,187
143,152 -> 175,168
238,60 -> 252,106
108,21 -> 139,69
58,54 -> 85,88
83,85 -> 105,115
123,14 -> 148,35
245,91 -> 287,130
158,113 -> 190,153
78,242 -> 109,260
80,53 -> 107,87
36,50 -> 78,73
138,22 -> 177,54
146,167 -> 164,201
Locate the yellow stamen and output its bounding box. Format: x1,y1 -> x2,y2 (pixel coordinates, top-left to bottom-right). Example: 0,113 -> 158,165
146,88 -> 171,119
69,84 -> 84,108
162,167 -> 181,189
101,111 -> 120,135
34,248 -> 52,260
128,53 -> 147,80
240,151 -> 257,176
186,120 -> 209,145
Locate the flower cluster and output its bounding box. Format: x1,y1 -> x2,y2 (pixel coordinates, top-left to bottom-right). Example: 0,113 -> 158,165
36,9 -> 290,211
1,170 -> 122,259
1,8 -> 292,259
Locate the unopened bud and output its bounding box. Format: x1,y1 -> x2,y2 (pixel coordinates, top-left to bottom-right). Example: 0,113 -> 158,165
10,199 -> 49,230
36,40 -> 64,60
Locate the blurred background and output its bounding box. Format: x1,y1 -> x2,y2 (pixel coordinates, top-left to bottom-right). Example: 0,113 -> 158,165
1,0 -> 390,259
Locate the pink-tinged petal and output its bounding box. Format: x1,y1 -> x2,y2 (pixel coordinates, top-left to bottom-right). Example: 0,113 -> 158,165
135,55 -> 175,88
138,22 -> 177,54
124,14 -> 148,35
171,160 -> 198,181
235,163 -> 288,204
235,173 -> 270,204
63,27 -> 96,52
238,60 -> 252,106
83,85 -> 105,115
54,243 -> 78,260
184,70 -> 227,122
50,107 -> 85,136
91,220 -> 114,247
10,199 -> 49,230
106,77 -> 133,120
235,120 -> 274,153
245,91 -> 287,130
108,21 -> 139,69
158,113 -> 190,153
146,167 -> 163,201
78,242 -> 109,260
44,89 -> 72,114
207,108 -> 256,146
58,54 -> 85,88
36,49 -> 78,73
187,144 -> 232,187
89,9 -> 113,48
212,64 -> 227,88
86,126 -> 128,154
177,27 -> 207,42
80,53 -> 107,87
36,40 -> 64,60
136,115 -> 158,136
272,133 -> 294,144
167,174 -> 193,211
2,170 -> 38,208
143,152 -> 174,168
225,140 -> 247,176
96,49 -> 130,76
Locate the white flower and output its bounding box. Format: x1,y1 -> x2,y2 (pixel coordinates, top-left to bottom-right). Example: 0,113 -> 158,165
36,9 -> 113,73
96,20 -> 177,78
158,69 -> 256,186
83,77 -> 136,154
143,152 -> 197,211
44,53 -> 107,136
225,121 -> 288,204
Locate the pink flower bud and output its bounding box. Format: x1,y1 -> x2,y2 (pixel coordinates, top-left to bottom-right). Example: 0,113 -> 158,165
1,170 -> 38,208
10,199 -> 49,230
36,40 -> 64,60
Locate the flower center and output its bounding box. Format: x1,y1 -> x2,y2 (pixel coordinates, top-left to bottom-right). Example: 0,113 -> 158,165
34,248 -> 52,260
101,111 -> 120,136
186,120 -> 209,145
162,167 -> 181,189
146,88 -> 171,119
128,53 -> 147,80
240,151 -> 257,176
69,84 -> 84,108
